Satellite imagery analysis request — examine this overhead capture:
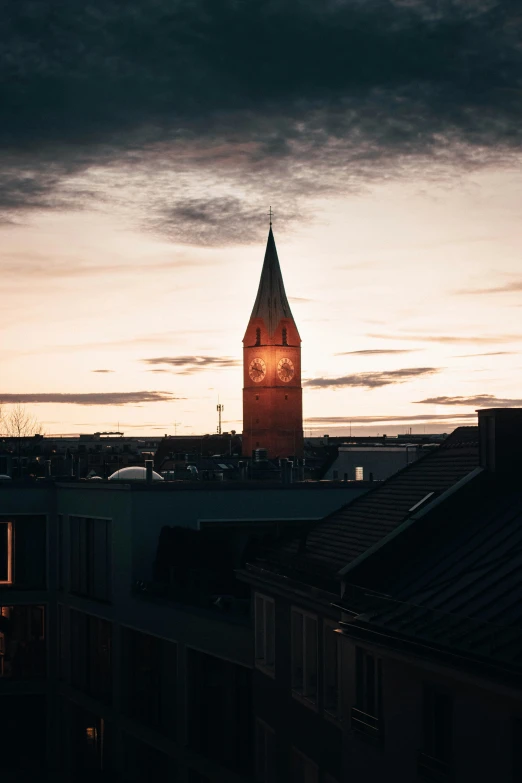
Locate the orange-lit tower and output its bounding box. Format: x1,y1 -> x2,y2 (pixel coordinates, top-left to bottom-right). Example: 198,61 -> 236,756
242,223 -> 303,459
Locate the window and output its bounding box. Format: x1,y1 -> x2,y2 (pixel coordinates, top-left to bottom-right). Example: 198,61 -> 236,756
0,521 -> 13,584
256,328 -> 261,346
70,610 -> 112,703
256,395 -> 259,401
292,748 -> 318,783
282,328 -> 288,346
291,609 -> 318,703
285,394 -> 288,400
187,648 -> 253,775
351,647 -> 382,740
58,514 -> 64,591
256,719 -> 276,783
70,517 -> 111,601
255,594 -> 275,675
0,605 -> 46,678
418,686 -> 452,778
122,628 -> 177,736
324,622 -> 342,719
69,704 -> 110,777
355,466 -> 364,481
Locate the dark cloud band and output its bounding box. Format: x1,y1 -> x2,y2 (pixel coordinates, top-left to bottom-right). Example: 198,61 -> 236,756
0,392 -> 179,406
305,366 -> 439,389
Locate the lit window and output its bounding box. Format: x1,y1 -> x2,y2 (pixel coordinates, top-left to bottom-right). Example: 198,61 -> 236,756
255,594 -> 275,675
355,466 -> 364,481
291,609 -> 318,703
256,719 -> 276,783
324,622 -> 342,719
0,521 -> 13,585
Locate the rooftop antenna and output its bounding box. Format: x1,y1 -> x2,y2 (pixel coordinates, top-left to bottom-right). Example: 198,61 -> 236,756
216,400 -> 224,435
173,421 -> 180,437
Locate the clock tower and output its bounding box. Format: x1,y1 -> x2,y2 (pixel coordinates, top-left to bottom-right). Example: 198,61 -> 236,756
242,225 -> 303,459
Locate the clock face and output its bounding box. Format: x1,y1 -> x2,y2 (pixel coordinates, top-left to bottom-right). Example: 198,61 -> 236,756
249,357 -> 267,383
277,357 -> 295,382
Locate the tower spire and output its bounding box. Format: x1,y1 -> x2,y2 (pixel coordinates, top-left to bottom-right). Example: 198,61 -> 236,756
249,225 -> 297,337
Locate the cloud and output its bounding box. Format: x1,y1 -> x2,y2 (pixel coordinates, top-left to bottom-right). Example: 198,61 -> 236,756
305,366 -> 439,389
306,412 -> 476,424
369,333 -> 522,344
1,1 -> 522,242
454,351 -> 517,357
289,296 -> 314,304
336,349 -> 419,355
142,355 -> 240,374
0,392 -> 180,406
91,369 -> 114,373
457,279 -> 522,295
415,394 -> 522,407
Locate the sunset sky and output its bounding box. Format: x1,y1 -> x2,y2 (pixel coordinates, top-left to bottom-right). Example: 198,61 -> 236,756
1,1 -> 522,437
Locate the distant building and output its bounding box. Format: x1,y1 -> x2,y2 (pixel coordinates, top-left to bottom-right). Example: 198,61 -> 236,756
242,227 -> 304,459
322,442 -> 428,481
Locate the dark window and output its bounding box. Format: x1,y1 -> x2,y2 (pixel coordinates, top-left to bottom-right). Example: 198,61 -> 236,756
256,395 -> 259,401
256,719 -> 276,783
70,517 -> 111,601
285,394 -> 288,400
323,623 -> 341,718
419,686 -> 452,778
256,328 -> 261,346
513,718 -> 522,781
58,514 -> 64,591
70,610 -> 112,703
0,605 -> 46,678
282,328 -> 288,345
69,703 -> 111,780
0,695 -> 46,777
122,628 -> 177,736
188,649 -> 253,775
351,648 -> 382,740
292,748 -> 318,783
122,735 -> 173,781
291,609 -> 318,702
0,516 -> 46,588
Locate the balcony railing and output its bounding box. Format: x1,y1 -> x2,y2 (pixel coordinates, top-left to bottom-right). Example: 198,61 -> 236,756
350,707 -> 382,742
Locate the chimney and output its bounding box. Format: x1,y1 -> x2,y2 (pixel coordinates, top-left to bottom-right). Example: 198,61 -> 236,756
478,408 -> 522,476
145,459 -> 153,483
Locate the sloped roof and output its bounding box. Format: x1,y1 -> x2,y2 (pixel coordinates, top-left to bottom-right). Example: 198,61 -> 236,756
267,427 -> 479,577
353,481 -> 522,667
250,228 -> 295,335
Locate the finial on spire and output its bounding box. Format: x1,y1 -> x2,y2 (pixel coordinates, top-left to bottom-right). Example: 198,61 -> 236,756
268,205 -> 273,227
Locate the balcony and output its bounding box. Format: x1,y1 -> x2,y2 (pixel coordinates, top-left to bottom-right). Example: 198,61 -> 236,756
350,707 -> 382,743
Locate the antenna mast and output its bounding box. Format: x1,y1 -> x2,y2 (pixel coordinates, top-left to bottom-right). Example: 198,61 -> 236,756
216,402 -> 224,435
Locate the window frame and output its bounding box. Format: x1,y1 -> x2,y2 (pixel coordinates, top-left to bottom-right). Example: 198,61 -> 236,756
0,521 -> 13,585
255,593 -> 275,677
323,620 -> 342,722
291,607 -> 318,708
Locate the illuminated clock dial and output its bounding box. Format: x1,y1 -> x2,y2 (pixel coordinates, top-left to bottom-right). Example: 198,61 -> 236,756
249,357 -> 266,383
277,357 -> 295,382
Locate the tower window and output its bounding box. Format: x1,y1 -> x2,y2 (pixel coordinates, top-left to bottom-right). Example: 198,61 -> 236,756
256,328 -> 261,346
285,395 -> 288,400
355,466 -> 364,481
256,395 -> 259,401
282,328 -> 288,346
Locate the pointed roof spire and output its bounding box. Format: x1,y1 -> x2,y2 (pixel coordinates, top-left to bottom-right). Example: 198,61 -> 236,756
250,225 -> 295,335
